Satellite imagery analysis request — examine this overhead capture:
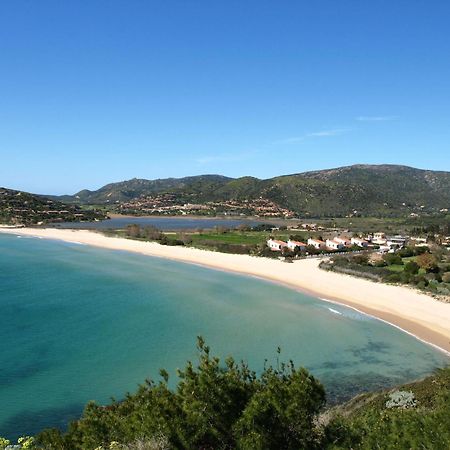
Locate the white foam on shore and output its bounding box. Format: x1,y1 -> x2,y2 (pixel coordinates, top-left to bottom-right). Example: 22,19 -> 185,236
319,297 -> 450,357
328,307 -> 342,315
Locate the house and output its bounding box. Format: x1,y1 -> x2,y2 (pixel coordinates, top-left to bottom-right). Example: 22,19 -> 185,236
386,235 -> 408,248
287,240 -> 307,251
351,237 -> 369,247
334,237 -> 350,246
267,239 -> 288,251
307,238 -> 326,250
372,232 -> 386,244
325,239 -> 344,250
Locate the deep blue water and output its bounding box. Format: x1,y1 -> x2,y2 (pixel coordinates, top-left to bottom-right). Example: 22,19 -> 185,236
0,233 -> 448,439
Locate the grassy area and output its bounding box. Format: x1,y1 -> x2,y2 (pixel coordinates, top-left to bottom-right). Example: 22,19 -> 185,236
188,231 -> 268,245
386,264 -> 405,272
184,230 -> 300,245
316,215 -> 450,234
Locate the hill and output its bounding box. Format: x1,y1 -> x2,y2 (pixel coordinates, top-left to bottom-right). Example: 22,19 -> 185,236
57,165 -> 450,217
0,188 -> 107,225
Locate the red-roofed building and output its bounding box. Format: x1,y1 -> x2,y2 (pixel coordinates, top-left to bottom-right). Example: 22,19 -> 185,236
267,239 -> 288,251
287,240 -> 307,251
307,238 -> 326,250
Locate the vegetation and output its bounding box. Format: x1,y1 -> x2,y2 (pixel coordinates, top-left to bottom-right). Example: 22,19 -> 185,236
55,165 -> 450,218
117,223 -> 346,257
0,188 -> 106,225
3,341 -> 450,449
33,339 -> 326,449
321,245 -> 450,298
325,367 -> 450,449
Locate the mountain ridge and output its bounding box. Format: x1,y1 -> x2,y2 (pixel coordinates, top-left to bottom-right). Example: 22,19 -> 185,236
49,164 -> 450,217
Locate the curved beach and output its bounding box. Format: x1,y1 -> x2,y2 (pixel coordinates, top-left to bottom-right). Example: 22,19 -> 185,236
2,227 -> 450,353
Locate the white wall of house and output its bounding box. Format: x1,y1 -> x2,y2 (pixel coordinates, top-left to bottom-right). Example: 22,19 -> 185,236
287,240 -> 306,251
351,237 -> 368,247
267,239 -> 287,251
307,238 -> 325,249
326,239 -> 344,250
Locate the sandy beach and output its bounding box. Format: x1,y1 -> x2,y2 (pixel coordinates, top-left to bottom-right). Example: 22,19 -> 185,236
2,227 -> 450,354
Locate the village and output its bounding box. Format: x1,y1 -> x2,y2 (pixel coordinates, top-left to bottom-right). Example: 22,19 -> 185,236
266,232 -> 427,255
119,195 -> 296,218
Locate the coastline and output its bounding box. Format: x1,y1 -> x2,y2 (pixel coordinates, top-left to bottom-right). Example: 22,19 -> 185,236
2,227 -> 450,354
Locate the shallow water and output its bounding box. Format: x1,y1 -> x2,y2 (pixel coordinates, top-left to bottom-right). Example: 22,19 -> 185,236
0,233 -> 448,439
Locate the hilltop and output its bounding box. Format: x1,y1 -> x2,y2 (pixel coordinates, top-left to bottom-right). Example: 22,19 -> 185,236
0,188 -> 107,225
57,165 -> 450,218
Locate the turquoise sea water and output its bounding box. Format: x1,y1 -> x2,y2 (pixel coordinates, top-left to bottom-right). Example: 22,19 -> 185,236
0,233 -> 448,439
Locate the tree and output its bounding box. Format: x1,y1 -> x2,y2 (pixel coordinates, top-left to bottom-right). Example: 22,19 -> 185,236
125,224 -> 141,238
234,365 -> 325,449
416,253 -> 439,273
383,254 -> 403,266
404,261 -> 420,275
35,339 -> 326,450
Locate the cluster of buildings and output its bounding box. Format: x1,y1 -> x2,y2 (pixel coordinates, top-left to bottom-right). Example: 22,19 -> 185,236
266,236 -> 369,253
120,195 -> 296,218
266,232 -> 423,254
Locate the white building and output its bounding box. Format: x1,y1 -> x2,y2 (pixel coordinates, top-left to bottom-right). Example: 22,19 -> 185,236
325,239 -> 344,250
307,238 -> 326,250
334,237 -> 350,246
267,239 -> 288,251
386,235 -> 408,248
351,237 -> 369,247
287,240 -> 306,251
372,232 -> 386,244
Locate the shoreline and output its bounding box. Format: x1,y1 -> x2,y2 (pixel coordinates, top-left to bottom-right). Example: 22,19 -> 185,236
2,227 -> 450,355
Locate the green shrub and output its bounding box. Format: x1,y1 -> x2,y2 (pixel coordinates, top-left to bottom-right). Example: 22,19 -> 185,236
383,254 -> 403,266
404,261 -> 420,274
385,273 -> 402,283
36,339 -> 325,450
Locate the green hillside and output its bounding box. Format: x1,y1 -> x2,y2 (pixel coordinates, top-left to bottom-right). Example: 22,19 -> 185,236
57,165 -> 450,217
0,188 -> 107,225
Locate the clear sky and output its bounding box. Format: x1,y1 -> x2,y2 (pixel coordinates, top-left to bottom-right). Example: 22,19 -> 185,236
1,1 -> 449,194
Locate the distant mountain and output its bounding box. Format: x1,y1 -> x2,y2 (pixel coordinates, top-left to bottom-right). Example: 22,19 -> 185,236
57,175 -> 233,204
56,165 -> 450,217
0,188 -> 107,225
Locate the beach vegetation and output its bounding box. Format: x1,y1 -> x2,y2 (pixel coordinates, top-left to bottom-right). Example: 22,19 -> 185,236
0,343 -> 445,449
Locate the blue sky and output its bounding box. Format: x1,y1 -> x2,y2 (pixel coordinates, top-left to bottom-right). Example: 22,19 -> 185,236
1,1 -> 449,194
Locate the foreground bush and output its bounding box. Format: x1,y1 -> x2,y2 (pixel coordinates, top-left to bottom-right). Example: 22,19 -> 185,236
35,339 -> 325,450
5,343 -> 449,449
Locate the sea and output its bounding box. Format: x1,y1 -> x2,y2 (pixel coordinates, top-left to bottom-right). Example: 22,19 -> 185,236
0,232 -> 448,439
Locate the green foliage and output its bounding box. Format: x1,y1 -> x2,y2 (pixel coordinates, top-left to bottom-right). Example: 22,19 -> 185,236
0,188 -> 106,225
0,436 -> 35,449
234,365 -> 325,449
397,247 -> 414,257
325,368 -> 450,449
36,339 -> 325,450
416,252 -> 439,272
404,261 -> 419,274
383,254 -> 403,266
